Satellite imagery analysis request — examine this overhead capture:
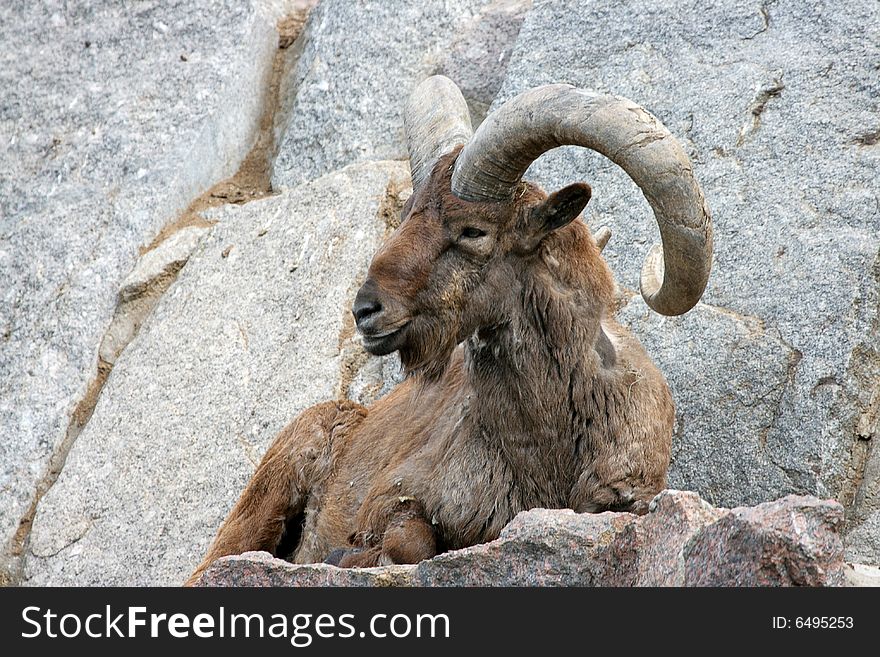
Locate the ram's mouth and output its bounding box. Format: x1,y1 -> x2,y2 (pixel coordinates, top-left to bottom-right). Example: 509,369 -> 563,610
359,321 -> 410,356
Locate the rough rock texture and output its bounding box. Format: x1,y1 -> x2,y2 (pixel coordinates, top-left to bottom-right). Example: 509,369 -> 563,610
194,491 -> 849,587
196,552 -> 413,587
611,487 -> 725,586
25,161 -> 410,586
491,0 -> 880,551
683,496 -> 847,586
845,511 -> 880,566
99,226 -> 211,366
845,563 -> 880,587
0,0 -> 283,573
847,423 -> 880,565
270,0 -> 489,190
435,0 -> 533,125
416,509 -> 635,587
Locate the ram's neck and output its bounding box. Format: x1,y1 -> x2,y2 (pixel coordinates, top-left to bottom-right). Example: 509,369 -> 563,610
460,225 -> 614,496
464,273 -> 603,434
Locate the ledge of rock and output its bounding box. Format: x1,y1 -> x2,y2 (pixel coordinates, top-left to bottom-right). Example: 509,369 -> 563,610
194,490 -> 852,587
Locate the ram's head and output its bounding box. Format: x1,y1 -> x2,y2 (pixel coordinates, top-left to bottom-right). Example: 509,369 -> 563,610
353,76 -> 713,376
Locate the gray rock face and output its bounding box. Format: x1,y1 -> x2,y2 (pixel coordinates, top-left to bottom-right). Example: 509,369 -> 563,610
435,0 -> 533,125
99,226 -> 211,366
846,511 -> 880,566
270,0 -> 488,190
845,562 -> 880,587
0,0 -> 282,569
848,422 -> 880,564
25,161 -> 410,586
492,0 -> 880,541
194,491 -> 849,587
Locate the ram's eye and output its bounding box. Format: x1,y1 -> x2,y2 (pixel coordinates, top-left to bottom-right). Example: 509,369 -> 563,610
460,227 -> 487,239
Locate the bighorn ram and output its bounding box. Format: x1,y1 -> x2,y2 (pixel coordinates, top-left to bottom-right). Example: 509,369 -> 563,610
188,76 -> 712,582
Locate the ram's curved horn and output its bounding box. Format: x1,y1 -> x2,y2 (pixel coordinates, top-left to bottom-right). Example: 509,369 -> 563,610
451,85 -> 712,316
404,76 -> 474,191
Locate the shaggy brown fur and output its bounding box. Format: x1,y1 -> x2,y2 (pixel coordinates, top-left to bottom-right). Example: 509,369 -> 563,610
187,150 -> 673,584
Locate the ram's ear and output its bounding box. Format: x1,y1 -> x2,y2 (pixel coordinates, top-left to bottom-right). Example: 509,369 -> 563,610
531,183 -> 592,234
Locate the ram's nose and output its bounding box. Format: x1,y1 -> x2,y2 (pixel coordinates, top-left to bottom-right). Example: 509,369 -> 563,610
352,279 -> 384,333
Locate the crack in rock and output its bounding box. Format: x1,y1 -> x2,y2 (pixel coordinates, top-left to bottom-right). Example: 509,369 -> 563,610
3,7 -> 316,587
854,128 -> 880,147
700,301 -> 768,336
741,1 -> 771,40
736,73 -> 785,146
838,249 -> 880,543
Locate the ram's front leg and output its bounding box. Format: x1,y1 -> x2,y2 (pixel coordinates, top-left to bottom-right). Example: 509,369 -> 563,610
185,400 -> 366,585
334,498 -> 438,568
570,460 -> 666,516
